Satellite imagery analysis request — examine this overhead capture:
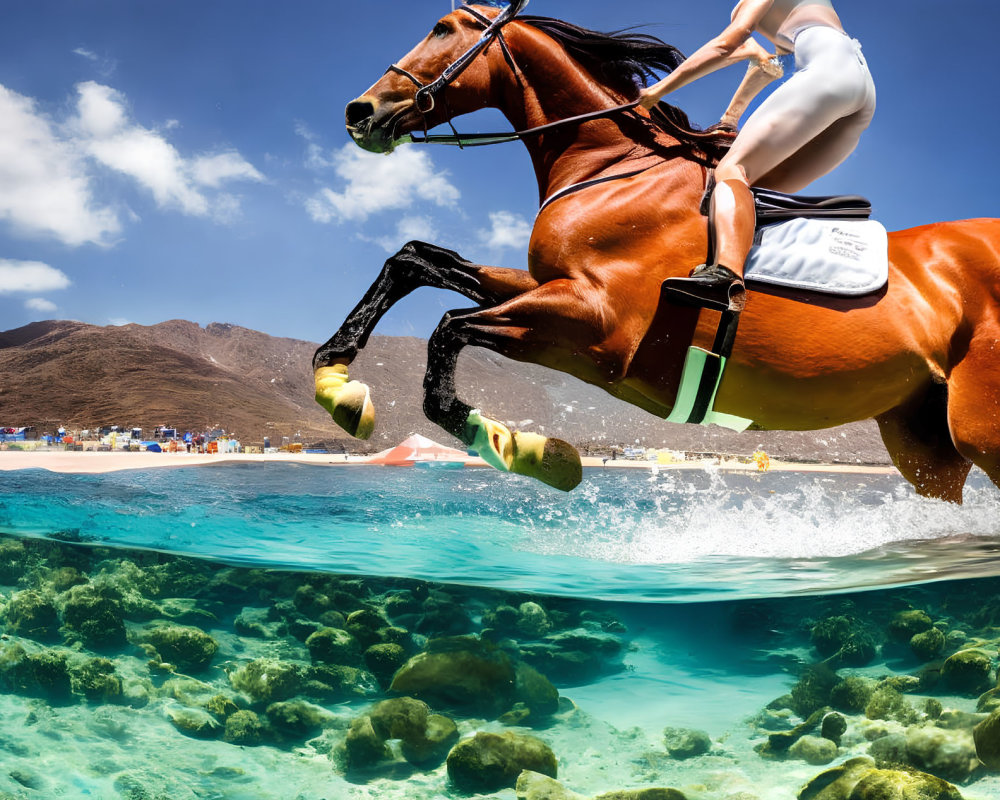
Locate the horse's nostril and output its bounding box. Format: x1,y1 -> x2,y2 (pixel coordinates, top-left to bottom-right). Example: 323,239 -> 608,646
345,100 -> 375,128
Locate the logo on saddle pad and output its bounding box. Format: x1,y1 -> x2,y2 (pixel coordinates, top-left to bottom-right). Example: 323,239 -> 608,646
745,217 -> 889,296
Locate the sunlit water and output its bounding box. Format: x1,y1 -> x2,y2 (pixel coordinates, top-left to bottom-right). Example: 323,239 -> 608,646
2,463 -> 999,601
2,463 -> 1000,799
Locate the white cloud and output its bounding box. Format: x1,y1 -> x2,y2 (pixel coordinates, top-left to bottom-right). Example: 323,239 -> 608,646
73,48 -> 98,61
373,215 -> 439,253
0,259 -> 72,293
478,210 -> 532,250
25,297 -> 58,313
70,81 -> 264,220
0,85 -> 121,246
304,143 -> 459,224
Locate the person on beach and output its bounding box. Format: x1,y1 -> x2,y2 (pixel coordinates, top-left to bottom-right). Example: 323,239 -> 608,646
638,0 -> 876,311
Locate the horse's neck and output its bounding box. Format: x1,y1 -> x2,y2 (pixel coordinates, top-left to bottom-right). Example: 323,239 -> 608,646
496,31 -> 677,202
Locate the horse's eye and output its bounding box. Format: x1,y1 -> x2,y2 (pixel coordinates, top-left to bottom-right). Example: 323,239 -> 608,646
432,22 -> 450,38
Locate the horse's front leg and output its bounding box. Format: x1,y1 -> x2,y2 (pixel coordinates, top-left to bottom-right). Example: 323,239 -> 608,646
422,280 -> 626,491
313,241 -> 538,439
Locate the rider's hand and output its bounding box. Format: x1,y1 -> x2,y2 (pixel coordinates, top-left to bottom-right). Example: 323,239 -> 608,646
638,87 -> 662,111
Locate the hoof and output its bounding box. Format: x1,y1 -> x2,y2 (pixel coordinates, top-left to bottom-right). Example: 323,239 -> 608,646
314,365 -> 375,440
466,411 -> 582,491
510,431 -> 583,492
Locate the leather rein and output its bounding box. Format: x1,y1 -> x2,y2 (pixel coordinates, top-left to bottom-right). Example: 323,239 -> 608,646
385,0 -> 644,148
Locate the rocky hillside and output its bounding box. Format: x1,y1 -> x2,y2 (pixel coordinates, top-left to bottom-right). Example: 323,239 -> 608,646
0,319 -> 889,461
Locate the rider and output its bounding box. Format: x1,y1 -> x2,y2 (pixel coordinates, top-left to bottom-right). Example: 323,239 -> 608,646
638,0 -> 876,311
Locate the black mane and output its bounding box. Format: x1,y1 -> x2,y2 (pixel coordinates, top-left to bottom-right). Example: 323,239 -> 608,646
515,15 -> 734,162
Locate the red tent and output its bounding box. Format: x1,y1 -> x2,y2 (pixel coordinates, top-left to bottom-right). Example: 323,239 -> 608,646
367,434 -> 470,466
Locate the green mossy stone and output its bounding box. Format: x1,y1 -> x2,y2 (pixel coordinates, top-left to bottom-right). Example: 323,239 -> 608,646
790,664 -> 839,718
343,715 -> 391,770
941,650 -> 993,695
446,731 -> 557,793
60,584 -> 127,647
142,625 -> 219,672
663,726 -> 712,759
304,663 -> 378,701
364,642 -> 407,687
593,790 -> 689,800
811,616 -> 855,658
223,709 -> 265,746
168,706 -> 223,739
305,627 -> 361,665
69,657 -> 123,702
864,686 -> 918,725
974,709 -> 1000,770
0,643 -> 72,700
5,590 -> 60,640
369,696 -> 429,741
229,658 -> 304,705
514,661 -> 560,718
401,713 -> 459,766
830,677 -> 875,713
905,725 -> 977,783
0,539 -> 28,584
910,628 -> 946,661
203,694 -> 240,720
850,767 -> 964,799
789,735 -> 838,765
888,610 -> 933,643
265,700 -> 327,740
516,771 -> 586,800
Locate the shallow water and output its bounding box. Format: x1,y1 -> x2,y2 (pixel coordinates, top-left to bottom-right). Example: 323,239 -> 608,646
2,464 -> 1000,799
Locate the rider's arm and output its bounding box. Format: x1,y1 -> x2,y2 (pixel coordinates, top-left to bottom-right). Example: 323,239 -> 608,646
719,54 -> 784,128
638,0 -> 775,110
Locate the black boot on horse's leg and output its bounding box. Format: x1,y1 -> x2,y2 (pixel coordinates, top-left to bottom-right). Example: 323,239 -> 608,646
663,179 -> 754,312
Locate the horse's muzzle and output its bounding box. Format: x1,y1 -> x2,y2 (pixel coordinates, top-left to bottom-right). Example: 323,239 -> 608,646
345,96 -> 409,153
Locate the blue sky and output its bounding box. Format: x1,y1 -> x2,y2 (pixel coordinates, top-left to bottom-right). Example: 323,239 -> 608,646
0,1 -> 996,343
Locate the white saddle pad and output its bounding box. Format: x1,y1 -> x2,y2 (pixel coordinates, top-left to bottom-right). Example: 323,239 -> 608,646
744,217 -> 888,295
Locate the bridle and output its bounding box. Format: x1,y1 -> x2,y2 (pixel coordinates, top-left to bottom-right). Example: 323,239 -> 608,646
384,0 -> 641,148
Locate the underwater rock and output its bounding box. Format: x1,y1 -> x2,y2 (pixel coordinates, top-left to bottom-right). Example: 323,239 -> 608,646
224,709 -> 265,746
520,630 -> 624,685
797,756 -> 964,800
292,584 -> 334,618
167,706 -> 223,739
390,636 -> 516,716
0,642 -> 72,701
265,699 -> 330,741
940,650 -> 993,695
889,610 -> 934,642
345,609 -> 390,649
515,770 -> 585,800
790,664 -> 839,718
204,694 -> 240,721
405,712 -> 460,766
821,712 -> 847,745
140,624 -> 218,673
364,642 -> 407,688
760,709 -> 826,756
973,708 -> 1000,769
384,590 -> 422,619
910,628 -> 946,661
517,602 -> 553,639
447,731 -> 557,793
515,661 -> 560,718
0,538 -> 28,584
305,626 -> 362,665
483,604 -> 521,635
234,607 -> 278,639
416,594 -> 473,637
229,658 -> 304,705
830,676 -> 875,714
904,725 -> 977,783
811,615 -> 876,665
60,583 -> 127,647
69,656 -> 123,702
869,733 -> 909,767
593,790 -> 689,800
5,590 -> 60,640
789,735 -> 838,765
343,714 -> 391,770
663,726 -> 712,759
865,686 -> 918,725
304,663 -> 378,701
364,696 -> 459,766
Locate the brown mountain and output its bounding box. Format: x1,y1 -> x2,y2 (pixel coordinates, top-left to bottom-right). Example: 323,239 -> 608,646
0,319 -> 889,462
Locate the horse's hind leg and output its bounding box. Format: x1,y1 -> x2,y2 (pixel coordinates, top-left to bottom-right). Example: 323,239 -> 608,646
312,241 -> 537,438
875,382 -> 972,503
945,331 -> 1000,493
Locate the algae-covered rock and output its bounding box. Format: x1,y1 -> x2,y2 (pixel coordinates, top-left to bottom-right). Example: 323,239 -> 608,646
364,642 -> 407,687
447,731 -> 557,792
223,709 -> 265,745
203,694 -> 240,721
797,756 -> 964,799
663,726 -> 711,759
60,583 -> 127,647
390,637 -> 516,716
790,735 -> 838,765
304,663 -> 378,701
515,661 -> 560,718
973,708 -> 1000,769
366,696 -> 459,766
69,657 -> 122,702
404,712 -> 459,766
811,615 -> 874,664
520,631 -> 624,684
141,625 -> 218,672
904,725 -> 977,783
869,733 -> 908,767
167,706 -> 223,739
830,676 -> 875,713
821,712 -> 848,745
517,602 -> 553,639
790,664 -> 839,718
0,538 -> 28,584
865,686 -> 918,724
910,628 -> 946,661
594,790 -> 688,800
5,590 -> 60,640
305,626 -> 361,665
265,700 -> 329,740
889,610 -> 933,642
516,770 -> 585,800
343,715 -> 391,770
229,658 -> 304,704
345,609 -> 390,648
941,650 -> 993,695
0,642 -> 72,701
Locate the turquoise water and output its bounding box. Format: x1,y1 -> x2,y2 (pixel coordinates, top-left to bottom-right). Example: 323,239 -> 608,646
2,464 -> 1000,600
2,463 -> 1000,799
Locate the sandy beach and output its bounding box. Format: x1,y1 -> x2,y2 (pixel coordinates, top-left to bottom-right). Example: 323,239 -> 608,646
0,448 -> 898,476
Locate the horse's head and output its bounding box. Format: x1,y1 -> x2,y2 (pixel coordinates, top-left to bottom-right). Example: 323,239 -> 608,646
346,4 -> 515,153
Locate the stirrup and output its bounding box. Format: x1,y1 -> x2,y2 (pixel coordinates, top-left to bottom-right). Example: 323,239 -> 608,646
662,265 -> 746,312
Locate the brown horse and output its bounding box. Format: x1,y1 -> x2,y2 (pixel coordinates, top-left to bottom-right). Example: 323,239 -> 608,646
314,4 -> 1000,502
